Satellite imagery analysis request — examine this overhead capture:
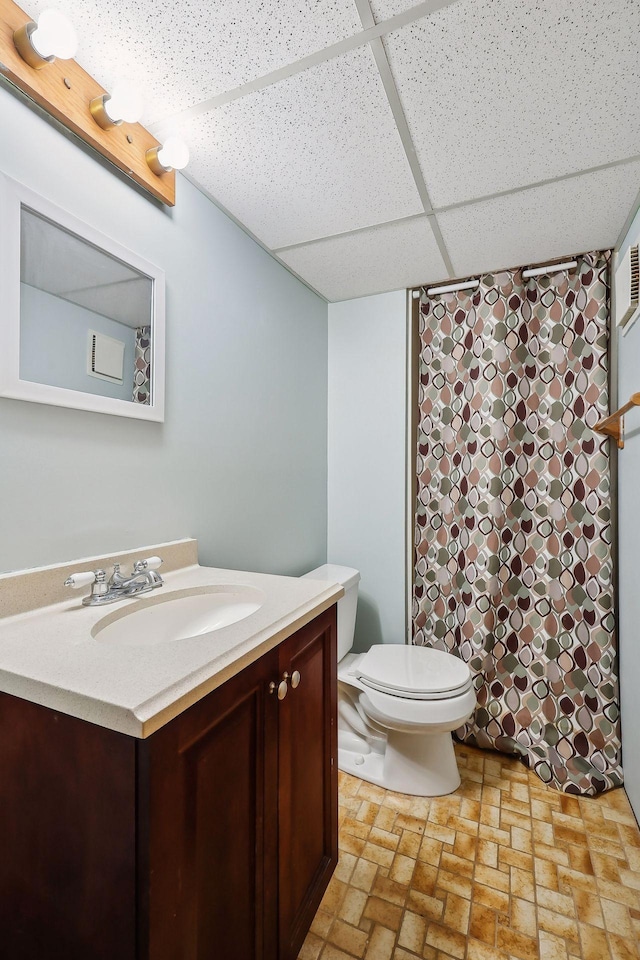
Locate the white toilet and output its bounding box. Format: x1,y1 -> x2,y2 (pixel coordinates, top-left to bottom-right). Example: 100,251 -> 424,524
303,564 -> 476,797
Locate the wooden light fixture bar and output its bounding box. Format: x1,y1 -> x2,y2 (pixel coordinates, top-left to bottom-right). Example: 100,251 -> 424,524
0,0 -> 175,206
594,392 -> 640,449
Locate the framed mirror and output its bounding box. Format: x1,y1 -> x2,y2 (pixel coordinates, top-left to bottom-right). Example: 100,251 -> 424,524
0,174 -> 165,421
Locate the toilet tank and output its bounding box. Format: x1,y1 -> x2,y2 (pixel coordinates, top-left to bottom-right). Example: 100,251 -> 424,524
302,564 -> 360,660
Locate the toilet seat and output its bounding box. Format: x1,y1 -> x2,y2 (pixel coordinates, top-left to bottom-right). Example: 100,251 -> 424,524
359,682 -> 477,732
354,645 -> 472,701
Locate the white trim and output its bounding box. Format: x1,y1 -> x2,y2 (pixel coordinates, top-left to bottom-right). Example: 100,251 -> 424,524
0,173 -> 165,422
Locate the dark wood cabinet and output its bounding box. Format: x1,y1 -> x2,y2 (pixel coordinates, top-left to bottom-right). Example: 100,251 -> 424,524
0,696 -> 138,960
0,606 -> 337,960
140,647 -> 275,960
276,614 -> 337,960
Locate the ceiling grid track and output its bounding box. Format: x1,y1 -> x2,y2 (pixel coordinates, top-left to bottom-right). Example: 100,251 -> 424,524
149,0 -> 462,132
367,39 -> 432,215
122,0 -> 638,300
347,0 -> 457,276
436,153 -> 640,215
180,169 -> 331,301
368,37 -> 454,276
274,212 -> 428,254
273,152 -> 640,260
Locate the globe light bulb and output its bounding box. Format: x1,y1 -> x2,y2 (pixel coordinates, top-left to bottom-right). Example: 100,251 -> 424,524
30,8 -> 77,61
104,80 -> 144,125
156,137 -> 190,171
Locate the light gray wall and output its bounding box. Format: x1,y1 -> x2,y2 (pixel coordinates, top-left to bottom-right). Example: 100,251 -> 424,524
327,290 -> 407,652
616,204 -> 640,821
20,284 -> 137,402
0,85 -> 328,576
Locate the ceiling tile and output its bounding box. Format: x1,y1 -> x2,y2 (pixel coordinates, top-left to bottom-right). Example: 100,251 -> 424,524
186,46 -> 424,249
24,0 -> 362,122
383,0 -> 640,207
279,216 -> 447,301
369,0 -> 427,21
438,161 -> 640,278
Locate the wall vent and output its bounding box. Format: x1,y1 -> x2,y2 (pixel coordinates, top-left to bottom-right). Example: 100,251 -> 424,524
87,330 -> 125,383
615,243 -> 640,328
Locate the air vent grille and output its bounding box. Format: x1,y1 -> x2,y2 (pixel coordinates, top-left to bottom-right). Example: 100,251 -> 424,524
86,330 -> 125,383
615,243 -> 640,328
631,244 -> 639,306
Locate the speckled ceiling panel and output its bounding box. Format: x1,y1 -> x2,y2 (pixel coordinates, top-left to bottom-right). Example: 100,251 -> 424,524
383,0 -> 640,207
438,160 -> 640,278
369,0 -> 428,20
23,0 -> 362,122
279,216 -> 447,301
186,45 -> 424,250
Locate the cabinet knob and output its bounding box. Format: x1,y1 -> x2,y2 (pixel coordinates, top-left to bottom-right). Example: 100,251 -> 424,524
291,670 -> 301,689
269,679 -> 288,700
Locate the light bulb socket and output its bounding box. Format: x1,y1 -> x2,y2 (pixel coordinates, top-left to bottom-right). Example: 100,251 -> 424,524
90,94 -> 122,129
13,22 -> 54,70
145,145 -> 171,176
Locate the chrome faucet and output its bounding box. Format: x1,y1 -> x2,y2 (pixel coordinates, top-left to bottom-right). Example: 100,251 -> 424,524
65,556 -> 164,606
110,559 -> 164,591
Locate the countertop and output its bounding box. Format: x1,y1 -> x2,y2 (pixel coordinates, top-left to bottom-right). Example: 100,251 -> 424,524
0,544 -> 343,738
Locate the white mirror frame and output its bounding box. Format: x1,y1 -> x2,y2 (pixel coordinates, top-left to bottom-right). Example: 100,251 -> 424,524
0,173 -> 165,422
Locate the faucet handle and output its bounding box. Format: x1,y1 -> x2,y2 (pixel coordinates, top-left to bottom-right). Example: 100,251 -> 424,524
133,556 -> 163,573
65,570 -> 109,604
64,569 -> 105,589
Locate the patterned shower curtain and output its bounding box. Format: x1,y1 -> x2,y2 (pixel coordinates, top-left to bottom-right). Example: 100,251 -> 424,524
132,326 -> 151,404
413,252 -> 621,795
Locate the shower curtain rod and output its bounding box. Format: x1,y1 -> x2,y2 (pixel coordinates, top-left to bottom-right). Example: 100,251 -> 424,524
522,259 -> 577,278
426,279 -> 480,295
413,258 -> 581,297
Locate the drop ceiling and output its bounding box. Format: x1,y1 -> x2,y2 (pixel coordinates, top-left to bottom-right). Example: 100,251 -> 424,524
21,0 -> 640,301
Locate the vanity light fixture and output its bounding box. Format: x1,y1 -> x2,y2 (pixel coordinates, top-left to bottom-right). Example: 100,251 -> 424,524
90,79 -> 144,129
13,7 -> 77,69
2,0 -> 176,204
145,136 -> 190,176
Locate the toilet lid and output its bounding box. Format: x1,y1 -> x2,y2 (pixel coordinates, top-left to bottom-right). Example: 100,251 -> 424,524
355,645 -> 472,700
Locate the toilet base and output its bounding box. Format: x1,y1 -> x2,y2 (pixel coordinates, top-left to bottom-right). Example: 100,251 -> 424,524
384,729 -> 461,796
339,745 -> 385,787
338,729 -> 461,797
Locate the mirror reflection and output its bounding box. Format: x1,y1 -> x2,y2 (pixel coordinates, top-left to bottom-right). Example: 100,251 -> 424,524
19,208 -> 154,404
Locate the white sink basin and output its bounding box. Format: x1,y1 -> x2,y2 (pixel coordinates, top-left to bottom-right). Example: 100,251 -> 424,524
92,585 -> 265,647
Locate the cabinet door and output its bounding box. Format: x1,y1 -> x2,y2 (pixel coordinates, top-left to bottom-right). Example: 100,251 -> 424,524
276,607 -> 338,960
0,693 -> 137,960
140,650 -> 278,960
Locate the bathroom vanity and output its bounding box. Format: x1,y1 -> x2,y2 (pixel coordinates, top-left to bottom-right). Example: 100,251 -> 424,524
0,541 -> 342,960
